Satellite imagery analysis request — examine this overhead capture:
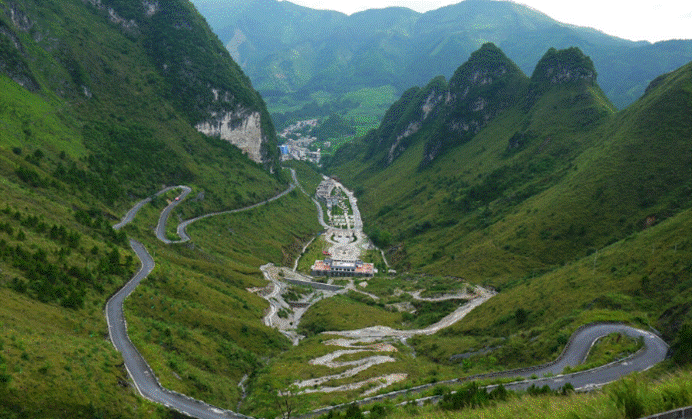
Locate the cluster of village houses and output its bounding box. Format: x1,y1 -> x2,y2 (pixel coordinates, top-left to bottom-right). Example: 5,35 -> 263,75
278,119 -> 324,164
279,142 -> 321,164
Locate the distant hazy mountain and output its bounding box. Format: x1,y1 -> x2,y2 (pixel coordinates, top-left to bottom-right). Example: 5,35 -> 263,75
192,0 -> 692,127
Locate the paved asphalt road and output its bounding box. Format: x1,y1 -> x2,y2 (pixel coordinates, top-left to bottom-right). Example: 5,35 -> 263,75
497,323 -> 668,391
106,240 -> 251,419
155,186 -> 192,243
305,324 -> 669,418
107,181 -> 300,418
162,182 -> 295,244
113,186 -> 182,231
107,177 -> 671,419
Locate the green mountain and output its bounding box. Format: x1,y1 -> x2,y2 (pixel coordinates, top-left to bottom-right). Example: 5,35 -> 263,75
422,43 -> 530,165
3,0 -> 692,417
191,0 -> 692,131
325,43 -> 692,364
7,0 -> 279,170
0,0 -> 322,417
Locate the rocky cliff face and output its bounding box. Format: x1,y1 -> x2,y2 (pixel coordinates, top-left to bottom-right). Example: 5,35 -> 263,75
361,76 -> 448,168
195,107 -> 265,164
421,43 -> 529,165
0,22 -> 38,91
83,0 -> 279,169
530,47 -> 597,86
357,44 -> 531,169
347,44 -> 608,172
386,79 -> 447,165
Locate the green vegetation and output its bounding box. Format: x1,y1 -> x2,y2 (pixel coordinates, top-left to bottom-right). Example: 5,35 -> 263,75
672,322 -> 692,366
320,42 -> 692,414
3,1 -> 692,417
0,0 -> 314,417
196,0 -> 692,150
296,235 -> 329,274
362,274 -> 468,299
314,114 -> 357,141
298,282 -> 466,335
310,365 -> 692,419
284,160 -> 325,195
0,165 -> 162,417
299,293 -> 402,335
566,333 -> 644,374
119,187 -> 320,409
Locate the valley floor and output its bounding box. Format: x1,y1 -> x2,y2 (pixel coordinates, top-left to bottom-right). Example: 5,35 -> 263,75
106,168 -> 672,419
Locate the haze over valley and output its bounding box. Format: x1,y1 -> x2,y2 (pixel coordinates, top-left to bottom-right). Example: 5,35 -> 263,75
1,1 -> 692,419
193,0 -> 692,160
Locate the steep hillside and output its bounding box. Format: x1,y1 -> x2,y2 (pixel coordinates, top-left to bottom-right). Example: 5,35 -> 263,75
343,44 -> 530,169
0,1 -> 322,417
325,46 -> 692,369
326,42 -> 690,294
422,43 -> 529,165
2,0 -> 279,170
192,0 -> 692,134
329,44 -> 613,180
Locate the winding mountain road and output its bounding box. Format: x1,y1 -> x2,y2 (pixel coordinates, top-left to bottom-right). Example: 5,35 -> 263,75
108,181 -> 294,418
106,171 -> 670,419
472,323 -> 668,392
113,185 -> 184,231
156,183 -> 295,244
303,324 -> 669,418
154,186 -> 192,243
106,240 -> 250,419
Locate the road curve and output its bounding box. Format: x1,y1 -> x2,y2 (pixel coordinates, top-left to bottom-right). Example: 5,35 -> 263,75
298,323 -> 669,418
155,186 -> 192,242
443,323 -> 670,394
113,186 -> 184,231
175,182 -> 296,243
521,324 -> 667,378
160,182 -> 295,244
108,183 -> 295,419
106,240 -> 251,419
108,175 -> 671,419
496,323 -> 668,391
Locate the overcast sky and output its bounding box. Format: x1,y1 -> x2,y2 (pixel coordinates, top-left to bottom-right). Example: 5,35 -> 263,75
279,0 -> 691,43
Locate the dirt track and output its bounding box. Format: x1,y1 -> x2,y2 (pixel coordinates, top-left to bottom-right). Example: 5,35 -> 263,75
289,285 -> 495,395
259,176 -> 497,395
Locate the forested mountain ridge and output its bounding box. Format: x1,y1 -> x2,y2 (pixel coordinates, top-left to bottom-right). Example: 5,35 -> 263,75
333,44 -> 613,171
422,43 -> 530,165
0,0 -> 323,417
192,0 -> 692,130
2,0 -> 692,417
326,42 -> 691,314
2,0 -> 279,169
324,45 -> 692,405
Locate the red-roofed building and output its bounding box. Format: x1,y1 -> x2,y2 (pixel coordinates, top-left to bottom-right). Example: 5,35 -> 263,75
311,259 -> 374,277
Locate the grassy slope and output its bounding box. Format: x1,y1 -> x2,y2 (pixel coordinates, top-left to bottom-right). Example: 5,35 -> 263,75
0,1 -> 323,417
0,142 -> 162,417
334,58 -> 690,281
0,90 -> 322,418
325,55 -> 692,374
2,1 -> 691,417
349,365 -> 692,419
119,183 -> 321,411
4,0 -> 285,206
334,81 -> 615,273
